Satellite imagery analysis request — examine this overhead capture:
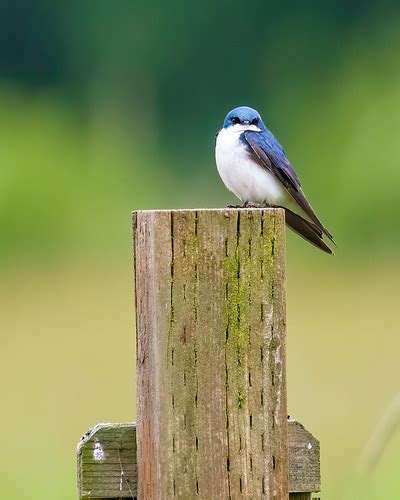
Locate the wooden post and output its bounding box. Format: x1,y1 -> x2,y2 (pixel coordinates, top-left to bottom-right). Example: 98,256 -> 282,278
133,208 -> 288,498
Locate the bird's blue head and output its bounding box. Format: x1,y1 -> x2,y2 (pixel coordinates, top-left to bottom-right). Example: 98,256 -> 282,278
222,106 -> 264,129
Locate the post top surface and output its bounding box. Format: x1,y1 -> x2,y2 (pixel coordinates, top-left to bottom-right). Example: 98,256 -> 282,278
132,207 -> 285,215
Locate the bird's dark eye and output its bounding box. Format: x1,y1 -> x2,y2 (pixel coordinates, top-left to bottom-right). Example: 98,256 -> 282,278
251,118 -> 259,125
231,116 -> 240,124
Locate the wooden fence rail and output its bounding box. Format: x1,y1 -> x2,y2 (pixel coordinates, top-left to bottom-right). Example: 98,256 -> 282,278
77,420 -> 320,499
77,208 -> 321,499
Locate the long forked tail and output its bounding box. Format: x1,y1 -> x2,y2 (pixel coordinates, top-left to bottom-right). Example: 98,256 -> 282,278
284,208 -> 333,255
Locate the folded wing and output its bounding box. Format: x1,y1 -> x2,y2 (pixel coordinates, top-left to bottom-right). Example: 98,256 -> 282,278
244,129 -> 335,247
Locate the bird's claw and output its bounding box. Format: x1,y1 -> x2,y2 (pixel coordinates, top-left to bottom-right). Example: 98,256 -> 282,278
227,202 -> 268,209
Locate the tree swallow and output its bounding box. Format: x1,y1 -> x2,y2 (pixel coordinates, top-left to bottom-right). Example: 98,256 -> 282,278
215,106 -> 335,254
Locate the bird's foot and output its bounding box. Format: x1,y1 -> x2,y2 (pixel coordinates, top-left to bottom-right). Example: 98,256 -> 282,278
244,202 -> 269,208
227,202 -> 268,209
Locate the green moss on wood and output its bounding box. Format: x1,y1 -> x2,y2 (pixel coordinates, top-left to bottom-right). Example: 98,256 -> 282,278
237,391 -> 245,409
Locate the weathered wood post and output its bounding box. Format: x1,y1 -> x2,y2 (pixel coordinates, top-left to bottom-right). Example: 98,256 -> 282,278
133,208 -> 288,498
76,207 -> 321,500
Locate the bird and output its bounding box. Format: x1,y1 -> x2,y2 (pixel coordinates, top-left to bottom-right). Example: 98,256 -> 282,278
215,105 -> 335,254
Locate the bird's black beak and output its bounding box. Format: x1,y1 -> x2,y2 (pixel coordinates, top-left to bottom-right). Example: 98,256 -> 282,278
242,120 -> 250,125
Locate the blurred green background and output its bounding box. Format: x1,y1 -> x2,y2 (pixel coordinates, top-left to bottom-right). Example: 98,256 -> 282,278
1,1 -> 400,498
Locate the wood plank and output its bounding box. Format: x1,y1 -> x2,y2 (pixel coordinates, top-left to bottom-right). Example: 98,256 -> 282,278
77,423 -> 137,499
77,420 -> 320,498
288,420 -> 320,494
133,208 -> 288,498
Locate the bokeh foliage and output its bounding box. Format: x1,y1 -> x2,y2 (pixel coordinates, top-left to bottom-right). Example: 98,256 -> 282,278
1,1 -> 400,262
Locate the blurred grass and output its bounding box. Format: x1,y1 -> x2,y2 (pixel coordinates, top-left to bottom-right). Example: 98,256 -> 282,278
0,261 -> 135,498
1,259 -> 400,498
287,259 -> 400,499
2,19 -> 400,264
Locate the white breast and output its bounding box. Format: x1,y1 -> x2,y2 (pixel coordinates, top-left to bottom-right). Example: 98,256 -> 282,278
215,124 -> 285,204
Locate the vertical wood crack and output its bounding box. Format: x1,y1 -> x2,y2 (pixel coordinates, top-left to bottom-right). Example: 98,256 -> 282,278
225,341 -> 232,499
225,228 -> 232,499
